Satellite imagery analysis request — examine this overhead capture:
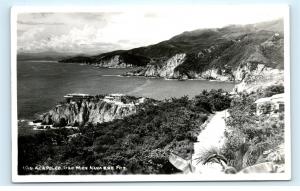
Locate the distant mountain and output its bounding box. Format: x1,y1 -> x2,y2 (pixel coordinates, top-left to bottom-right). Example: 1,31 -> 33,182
17,51 -> 91,61
60,19 -> 284,91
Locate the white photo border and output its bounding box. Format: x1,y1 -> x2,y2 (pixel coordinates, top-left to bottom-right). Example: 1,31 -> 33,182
11,4 -> 291,183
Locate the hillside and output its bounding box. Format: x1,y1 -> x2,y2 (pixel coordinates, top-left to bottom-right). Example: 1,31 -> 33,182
59,19 -> 284,89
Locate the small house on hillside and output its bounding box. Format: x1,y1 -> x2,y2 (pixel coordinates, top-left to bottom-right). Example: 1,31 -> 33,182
254,93 -> 284,116
109,93 -> 125,102
64,93 -> 93,102
104,93 -> 125,103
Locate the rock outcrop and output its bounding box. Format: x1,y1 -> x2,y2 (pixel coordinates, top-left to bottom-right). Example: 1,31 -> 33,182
197,68 -> 234,81
40,96 -> 141,127
96,55 -> 133,68
127,53 -> 186,78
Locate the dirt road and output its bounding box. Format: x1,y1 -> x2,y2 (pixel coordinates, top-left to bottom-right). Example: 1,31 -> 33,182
191,110 -> 229,174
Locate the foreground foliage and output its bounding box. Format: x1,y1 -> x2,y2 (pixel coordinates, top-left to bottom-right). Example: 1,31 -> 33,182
18,89 -> 232,175
221,91 -> 284,171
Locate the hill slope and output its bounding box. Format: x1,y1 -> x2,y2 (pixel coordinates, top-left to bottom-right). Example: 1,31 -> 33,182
60,19 -> 284,91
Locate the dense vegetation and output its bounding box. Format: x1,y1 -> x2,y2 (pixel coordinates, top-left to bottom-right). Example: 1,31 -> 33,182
60,51 -> 151,67
18,89 -> 232,175
220,86 -> 284,171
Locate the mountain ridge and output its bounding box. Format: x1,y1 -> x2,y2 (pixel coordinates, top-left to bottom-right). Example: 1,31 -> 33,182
60,19 -> 284,92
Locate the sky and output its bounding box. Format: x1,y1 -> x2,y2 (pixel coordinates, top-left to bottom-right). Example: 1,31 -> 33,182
16,5 -> 287,55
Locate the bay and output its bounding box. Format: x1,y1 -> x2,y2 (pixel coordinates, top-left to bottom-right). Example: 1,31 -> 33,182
17,61 -> 235,119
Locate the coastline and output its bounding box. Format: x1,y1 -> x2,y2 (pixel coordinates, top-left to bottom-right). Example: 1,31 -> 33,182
121,72 -> 239,84
56,62 -> 238,83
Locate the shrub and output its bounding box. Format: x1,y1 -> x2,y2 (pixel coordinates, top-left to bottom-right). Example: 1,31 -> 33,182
195,89 -> 232,112
263,84 -> 284,97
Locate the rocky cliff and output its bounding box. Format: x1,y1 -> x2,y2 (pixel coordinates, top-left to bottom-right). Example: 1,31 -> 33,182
126,53 -> 187,78
96,55 -> 133,68
234,65 -> 284,93
40,97 -> 141,127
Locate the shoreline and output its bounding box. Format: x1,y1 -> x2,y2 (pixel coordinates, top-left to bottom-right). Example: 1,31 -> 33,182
121,73 -> 239,84
56,61 -> 239,83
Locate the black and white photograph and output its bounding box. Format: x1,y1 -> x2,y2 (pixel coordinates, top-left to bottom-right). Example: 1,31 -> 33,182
11,5 -> 290,182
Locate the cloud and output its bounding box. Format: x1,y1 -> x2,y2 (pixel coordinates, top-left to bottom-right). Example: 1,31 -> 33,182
18,27 -> 45,43
18,24 -> 122,54
17,7 -> 286,54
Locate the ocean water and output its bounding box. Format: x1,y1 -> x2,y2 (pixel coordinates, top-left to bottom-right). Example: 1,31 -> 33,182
17,61 -> 235,119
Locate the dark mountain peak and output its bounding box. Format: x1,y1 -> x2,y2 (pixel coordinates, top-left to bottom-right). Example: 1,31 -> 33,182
170,28 -> 220,42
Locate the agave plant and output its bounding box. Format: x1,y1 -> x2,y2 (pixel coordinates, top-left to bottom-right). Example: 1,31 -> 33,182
193,147 -> 237,174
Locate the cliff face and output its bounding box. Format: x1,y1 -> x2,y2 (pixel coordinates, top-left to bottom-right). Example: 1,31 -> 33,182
234,65 -> 284,93
126,53 -> 186,78
232,33 -> 284,92
41,99 -> 137,127
96,55 -> 133,68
